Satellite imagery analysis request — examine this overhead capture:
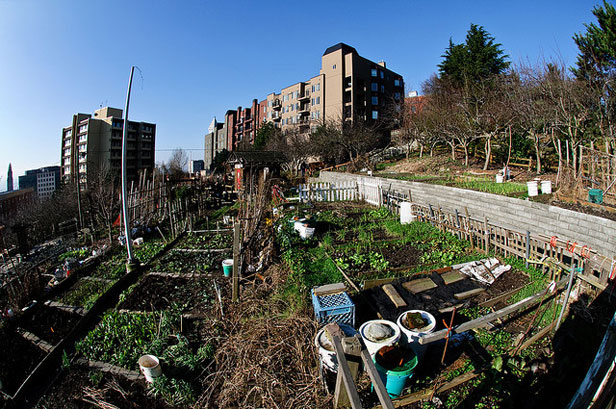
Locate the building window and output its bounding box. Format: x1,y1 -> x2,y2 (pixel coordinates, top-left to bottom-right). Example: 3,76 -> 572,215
311,85 -> 315,93
332,64 -> 337,69
371,68 -> 377,77
316,83 -> 320,91
380,85 -> 385,93
395,92 -> 401,100
380,71 -> 384,79
394,79 -> 401,87
371,83 -> 378,92
316,96 -> 320,105
372,96 -> 378,105
372,110 -> 378,119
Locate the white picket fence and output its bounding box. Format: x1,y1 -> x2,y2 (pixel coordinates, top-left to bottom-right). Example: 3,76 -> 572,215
357,178 -> 381,206
298,182 -> 358,202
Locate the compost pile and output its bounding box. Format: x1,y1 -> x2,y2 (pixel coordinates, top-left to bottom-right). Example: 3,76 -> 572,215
196,266 -> 330,409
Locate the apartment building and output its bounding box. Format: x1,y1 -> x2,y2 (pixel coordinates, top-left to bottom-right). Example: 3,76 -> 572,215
60,107 -> 156,185
218,43 -> 404,148
18,166 -> 60,201
224,99 -> 265,151
204,117 -> 228,170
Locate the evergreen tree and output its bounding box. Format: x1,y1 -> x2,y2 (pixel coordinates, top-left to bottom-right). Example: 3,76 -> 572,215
438,24 -> 510,86
573,0 -> 616,82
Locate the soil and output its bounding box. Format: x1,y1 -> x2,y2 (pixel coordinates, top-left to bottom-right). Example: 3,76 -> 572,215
472,269 -> 530,306
19,305 -> 81,345
536,197 -> 616,222
0,327 -> 46,396
117,275 -> 222,314
379,243 -> 422,268
36,366 -> 174,409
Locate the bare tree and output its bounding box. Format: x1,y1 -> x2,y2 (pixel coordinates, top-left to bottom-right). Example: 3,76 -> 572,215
162,148 -> 188,181
86,165 -> 119,245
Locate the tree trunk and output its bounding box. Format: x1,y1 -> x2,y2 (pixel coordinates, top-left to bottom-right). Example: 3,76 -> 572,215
483,137 -> 491,170
451,143 -> 456,160
419,144 -> 424,158
464,144 -> 469,167
534,132 -> 542,174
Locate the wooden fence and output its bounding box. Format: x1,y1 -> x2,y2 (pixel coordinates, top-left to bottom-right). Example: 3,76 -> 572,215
298,182 -> 358,202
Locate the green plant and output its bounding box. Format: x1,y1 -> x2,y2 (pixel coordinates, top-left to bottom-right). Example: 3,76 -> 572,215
88,370 -> 104,386
148,375 -> 196,405
61,350 -> 70,369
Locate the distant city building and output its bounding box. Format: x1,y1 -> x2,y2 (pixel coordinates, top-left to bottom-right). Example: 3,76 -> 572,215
60,107 -> 156,186
0,188 -> 35,223
6,164 -> 13,192
216,43 -> 404,150
225,99 -> 265,151
204,117 -> 228,170
405,91 -> 427,115
18,166 -> 61,201
189,160 -> 204,174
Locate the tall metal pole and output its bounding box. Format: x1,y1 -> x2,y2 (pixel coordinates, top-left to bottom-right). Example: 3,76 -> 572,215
122,66 -> 136,264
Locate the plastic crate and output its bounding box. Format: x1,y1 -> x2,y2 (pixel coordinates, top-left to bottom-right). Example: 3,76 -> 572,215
311,289 -> 355,327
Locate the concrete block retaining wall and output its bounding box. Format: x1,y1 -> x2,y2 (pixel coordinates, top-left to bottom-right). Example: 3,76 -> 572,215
318,171 -> 616,260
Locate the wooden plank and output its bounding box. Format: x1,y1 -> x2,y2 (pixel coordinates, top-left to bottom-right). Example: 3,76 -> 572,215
441,270 -> 464,285
454,288 -> 485,300
332,335 -> 363,409
382,284 -> 407,308
363,277 -> 396,290
402,278 -> 437,294
419,276 -> 570,345
360,349 -> 395,409
314,282 -> 347,296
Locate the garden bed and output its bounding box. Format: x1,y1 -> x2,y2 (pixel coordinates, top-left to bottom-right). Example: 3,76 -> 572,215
117,275 -> 219,314
35,366 -> 174,409
0,328 -> 47,396
55,278 -> 115,309
19,305 -> 81,345
150,250 -> 231,275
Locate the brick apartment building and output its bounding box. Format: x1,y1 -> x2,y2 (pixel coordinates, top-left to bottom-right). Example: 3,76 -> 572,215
61,107 -> 156,185
204,43 -> 404,169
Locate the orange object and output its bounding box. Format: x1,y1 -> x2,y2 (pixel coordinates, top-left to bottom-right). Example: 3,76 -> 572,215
581,246 -> 592,259
550,236 -> 558,247
566,241 -> 577,254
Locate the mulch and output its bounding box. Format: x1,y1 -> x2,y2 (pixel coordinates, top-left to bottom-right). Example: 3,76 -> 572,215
19,305 -> 81,345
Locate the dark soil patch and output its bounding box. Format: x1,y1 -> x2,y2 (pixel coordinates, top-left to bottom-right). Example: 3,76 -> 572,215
380,243 -> 422,268
19,305 -> 81,345
0,327 -> 46,396
545,198 -> 616,222
472,269 -> 530,307
37,366 -> 174,409
117,275 -> 219,314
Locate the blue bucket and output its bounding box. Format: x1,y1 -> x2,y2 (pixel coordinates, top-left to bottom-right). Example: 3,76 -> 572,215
373,346 -> 418,398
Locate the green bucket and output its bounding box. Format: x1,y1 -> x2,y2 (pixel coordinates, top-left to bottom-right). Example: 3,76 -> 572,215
589,189 -> 603,204
222,259 -> 233,277
373,346 -> 418,398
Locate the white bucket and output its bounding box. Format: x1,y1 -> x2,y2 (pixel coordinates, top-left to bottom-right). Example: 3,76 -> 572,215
138,354 -> 162,383
541,180 -> 552,194
314,324 -> 357,372
527,181 -> 538,197
400,202 -> 415,225
495,174 -> 504,183
293,219 -> 306,232
397,310 -> 436,360
299,225 -> 315,239
359,320 -> 401,358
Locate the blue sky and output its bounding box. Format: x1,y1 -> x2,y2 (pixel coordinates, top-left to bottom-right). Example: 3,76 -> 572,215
0,0 -> 601,190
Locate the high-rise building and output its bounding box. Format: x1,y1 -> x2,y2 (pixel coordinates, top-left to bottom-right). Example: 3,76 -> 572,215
60,107 -> 155,185
6,164 -> 13,192
204,117 -> 228,170
18,166 -> 61,201
218,43 -> 404,147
